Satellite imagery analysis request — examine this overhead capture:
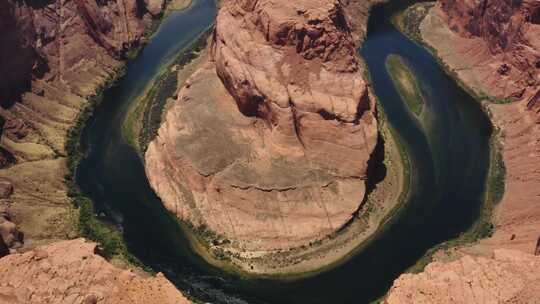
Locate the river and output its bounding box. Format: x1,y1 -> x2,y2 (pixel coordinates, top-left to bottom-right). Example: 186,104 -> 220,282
76,1 -> 492,303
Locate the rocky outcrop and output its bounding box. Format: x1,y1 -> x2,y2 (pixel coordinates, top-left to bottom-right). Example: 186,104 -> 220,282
418,0 -> 540,261
0,2 -> 195,303
0,238 -> 191,304
0,0 -> 164,248
388,1 -> 540,302
146,0 -> 378,264
0,0 -> 165,107
386,249 -> 540,304
422,0 -> 540,102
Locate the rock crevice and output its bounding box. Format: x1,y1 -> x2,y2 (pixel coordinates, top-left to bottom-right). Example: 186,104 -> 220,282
146,0 -> 379,258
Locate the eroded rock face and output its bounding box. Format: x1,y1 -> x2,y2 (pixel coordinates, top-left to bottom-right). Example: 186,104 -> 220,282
388,1 -> 540,302
419,0 -> 540,260
146,0 -> 378,254
0,238 -> 191,304
386,249 -> 540,304
0,0 -> 165,107
433,0 -> 540,101
0,0 -> 163,249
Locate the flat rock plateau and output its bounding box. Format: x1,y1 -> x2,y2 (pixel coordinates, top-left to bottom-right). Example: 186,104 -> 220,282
387,0 -> 540,302
0,0 -> 193,302
0,238 -> 191,304
145,0 -> 387,273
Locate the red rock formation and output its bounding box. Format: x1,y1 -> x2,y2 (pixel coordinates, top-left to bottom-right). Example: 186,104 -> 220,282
211,0 -> 376,177
0,0 -> 165,248
146,0 -> 379,267
0,239 -> 191,304
388,1 -> 540,302
0,0 -> 166,107
419,0 -> 540,258
386,249 -> 540,304
0,2 -> 192,303
437,0 -> 540,101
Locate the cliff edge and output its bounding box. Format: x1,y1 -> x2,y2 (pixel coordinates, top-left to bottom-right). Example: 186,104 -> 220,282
145,0 -> 382,273
388,1 -> 540,302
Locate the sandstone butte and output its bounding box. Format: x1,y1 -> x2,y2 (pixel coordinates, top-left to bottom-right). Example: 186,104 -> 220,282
386,0 -> 540,303
0,0 -> 193,302
145,0 -> 384,270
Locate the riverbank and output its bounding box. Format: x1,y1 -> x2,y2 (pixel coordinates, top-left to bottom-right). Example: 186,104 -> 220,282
123,25 -> 213,155
65,2 -> 205,269
0,2 -> 169,251
413,1 -> 540,253
0,1 -> 201,303
393,3 -> 509,272
141,0 -> 412,279
143,87 -> 410,277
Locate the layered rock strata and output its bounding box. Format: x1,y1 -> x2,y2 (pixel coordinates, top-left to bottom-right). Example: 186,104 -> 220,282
388,1 -> 540,302
386,249 -> 540,304
421,0 -> 540,102
146,0 -> 379,261
420,0 -> 540,261
0,0 -> 164,248
0,1 -> 193,302
0,238 -> 191,304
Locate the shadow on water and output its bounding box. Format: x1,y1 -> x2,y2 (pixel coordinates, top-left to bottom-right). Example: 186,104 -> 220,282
77,1 -> 492,303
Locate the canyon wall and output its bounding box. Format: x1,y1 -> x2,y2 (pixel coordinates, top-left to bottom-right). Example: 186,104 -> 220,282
145,0 -> 381,270
422,0 -> 540,258
0,238 -> 191,304
0,0 -> 164,250
437,0 -> 540,102
386,249 -> 540,304
0,1 -> 193,303
388,0 -> 540,302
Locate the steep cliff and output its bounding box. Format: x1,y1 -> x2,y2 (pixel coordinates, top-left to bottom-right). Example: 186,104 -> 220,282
420,0 -> 540,258
388,1 -> 540,302
0,0 -> 164,249
0,238 -> 191,304
386,249 -> 540,304
145,0 -> 380,272
0,0 -> 165,108
423,0 -> 540,102
0,1 -> 195,302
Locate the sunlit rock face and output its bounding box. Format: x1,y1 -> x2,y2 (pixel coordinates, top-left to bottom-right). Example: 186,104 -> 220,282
386,249 -> 540,304
0,0 -> 163,262
0,0 -> 165,107
0,239 -> 191,304
388,1 -> 540,303
434,0 -> 540,103
145,0 -> 379,253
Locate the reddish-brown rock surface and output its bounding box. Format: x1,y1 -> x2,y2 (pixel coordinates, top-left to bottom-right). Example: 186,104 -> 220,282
420,0 -> 540,259
388,1 -> 540,302
0,238 -> 191,304
0,0 -> 164,249
386,249 -> 540,304
146,0 -> 379,265
0,2 -> 193,303
0,0 -> 164,107
422,0 -> 540,102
